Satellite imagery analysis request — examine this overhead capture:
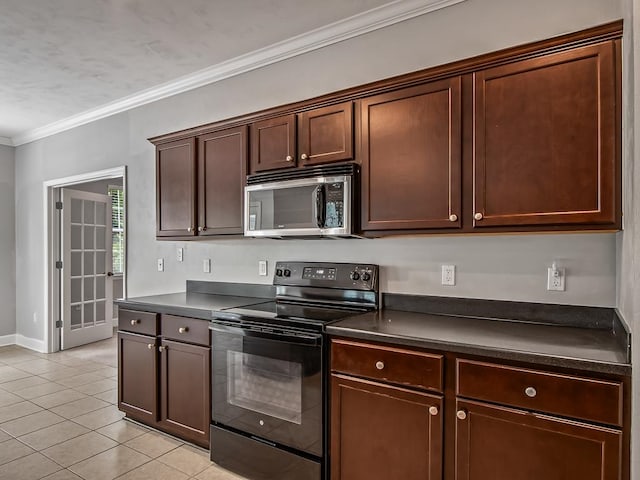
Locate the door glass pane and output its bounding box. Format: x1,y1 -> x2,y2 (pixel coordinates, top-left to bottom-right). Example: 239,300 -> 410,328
95,276 -> 105,300
84,278 -> 94,301
227,350 -> 302,424
84,226 -> 94,249
71,198 -> 83,223
71,278 -> 82,303
84,303 -> 94,326
95,301 -> 105,323
71,252 -> 82,276
95,227 -> 106,250
84,200 -> 95,224
71,305 -> 82,329
247,185 -> 318,231
95,252 -> 106,275
95,204 -> 106,226
71,225 -> 82,250
84,252 -> 94,275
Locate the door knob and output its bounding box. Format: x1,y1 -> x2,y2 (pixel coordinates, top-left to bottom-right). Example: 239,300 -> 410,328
107,272 -> 114,277
474,212 -> 483,221
285,155 -> 293,162
130,319 -> 140,326
301,153 -> 308,160
456,410 -> 467,420
429,406 -> 439,416
449,214 -> 458,222
375,361 -> 384,370
147,344 -> 154,350
178,327 -> 188,334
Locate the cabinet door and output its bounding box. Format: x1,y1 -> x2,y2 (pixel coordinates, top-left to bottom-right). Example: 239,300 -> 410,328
298,102 -> 353,166
250,114 -> 296,172
473,42 -> 618,228
156,138 -> 197,237
455,399 -> 621,480
197,126 -> 247,235
159,339 -> 211,448
118,332 -> 158,424
331,374 -> 442,480
360,78 -> 462,231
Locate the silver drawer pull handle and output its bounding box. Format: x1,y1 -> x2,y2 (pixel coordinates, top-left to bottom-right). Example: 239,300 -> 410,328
456,410 -> 467,420
375,361 -> 384,370
525,386 -> 537,398
130,319 -> 140,326
178,327 -> 188,334
429,406 -> 439,416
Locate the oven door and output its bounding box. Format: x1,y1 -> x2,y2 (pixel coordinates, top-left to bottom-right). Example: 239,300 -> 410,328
210,321 -> 323,457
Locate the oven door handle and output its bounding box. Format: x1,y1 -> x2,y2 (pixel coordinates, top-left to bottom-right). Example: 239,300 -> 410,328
209,322 -> 323,346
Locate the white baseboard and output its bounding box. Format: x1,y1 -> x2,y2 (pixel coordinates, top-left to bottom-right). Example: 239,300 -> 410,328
0,334 -> 16,347
15,335 -> 47,353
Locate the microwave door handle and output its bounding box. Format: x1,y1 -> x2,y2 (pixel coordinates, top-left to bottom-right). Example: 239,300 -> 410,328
315,185 -> 325,228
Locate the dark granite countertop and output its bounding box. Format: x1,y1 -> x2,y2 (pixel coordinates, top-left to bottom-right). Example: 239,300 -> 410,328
327,295 -> 631,376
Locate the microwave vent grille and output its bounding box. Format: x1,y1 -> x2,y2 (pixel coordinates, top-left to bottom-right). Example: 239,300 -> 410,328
247,163 -> 357,185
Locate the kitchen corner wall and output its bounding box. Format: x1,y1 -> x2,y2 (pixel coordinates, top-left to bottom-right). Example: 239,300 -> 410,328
14,0 -> 624,346
0,145 -> 15,341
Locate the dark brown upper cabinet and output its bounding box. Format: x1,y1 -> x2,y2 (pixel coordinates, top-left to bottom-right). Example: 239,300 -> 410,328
297,101 -> 353,166
156,138 -> 197,237
197,126 -> 247,235
250,114 -> 297,172
360,78 -> 462,232
472,41 -> 619,229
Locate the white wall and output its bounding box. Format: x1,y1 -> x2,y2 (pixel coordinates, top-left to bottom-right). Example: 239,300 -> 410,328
14,0 -> 624,346
0,145 -> 15,340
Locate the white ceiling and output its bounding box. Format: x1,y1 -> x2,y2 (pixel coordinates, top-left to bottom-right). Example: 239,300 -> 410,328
0,0 -> 464,146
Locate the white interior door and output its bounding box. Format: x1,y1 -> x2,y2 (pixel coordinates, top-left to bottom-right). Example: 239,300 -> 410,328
61,188 -> 114,349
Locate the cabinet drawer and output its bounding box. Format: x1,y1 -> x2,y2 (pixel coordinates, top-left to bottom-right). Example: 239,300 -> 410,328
456,359 -> 623,427
161,315 -> 210,346
331,340 -> 443,392
118,309 -> 158,336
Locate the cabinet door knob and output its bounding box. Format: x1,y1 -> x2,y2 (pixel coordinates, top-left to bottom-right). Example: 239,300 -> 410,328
301,153 -> 308,160
130,319 -> 140,326
449,214 -> 458,222
158,346 -> 166,352
187,226 -> 193,232
375,361 -> 385,370
147,343 -> 154,350
474,212 -> 483,221
198,226 -> 203,232
285,155 -> 293,162
429,406 -> 439,416
525,386 -> 537,398
456,410 -> 467,420
178,327 -> 188,334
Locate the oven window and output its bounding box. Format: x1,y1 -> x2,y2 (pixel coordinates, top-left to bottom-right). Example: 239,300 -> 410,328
227,350 -> 303,425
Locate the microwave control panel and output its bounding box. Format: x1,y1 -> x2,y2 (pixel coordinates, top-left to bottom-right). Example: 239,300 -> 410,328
324,183 -> 344,228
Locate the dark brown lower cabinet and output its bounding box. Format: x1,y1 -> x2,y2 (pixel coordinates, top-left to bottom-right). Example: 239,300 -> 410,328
455,399 -> 622,480
118,332 -> 158,424
331,374 -> 443,480
159,339 -> 210,446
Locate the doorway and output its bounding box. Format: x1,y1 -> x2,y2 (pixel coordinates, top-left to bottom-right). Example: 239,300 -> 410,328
44,167 -> 127,353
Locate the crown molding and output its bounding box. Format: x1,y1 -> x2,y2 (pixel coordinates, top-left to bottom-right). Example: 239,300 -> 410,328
0,136 -> 14,147
11,0 -> 466,146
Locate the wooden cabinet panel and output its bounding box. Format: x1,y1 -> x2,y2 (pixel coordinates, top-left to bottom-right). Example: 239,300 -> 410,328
118,309 -> 158,336
331,374 -> 442,480
455,399 -> 621,480
298,102 -> 353,166
360,78 -> 462,231
198,126 -> 247,235
250,114 -> 297,172
161,314 -> 210,346
473,42 -> 618,228
331,339 -> 443,392
118,332 -> 157,424
159,339 -> 210,448
457,359 -> 623,427
156,138 -> 197,237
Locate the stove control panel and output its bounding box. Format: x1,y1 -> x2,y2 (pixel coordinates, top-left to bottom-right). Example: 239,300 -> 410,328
274,262 -> 378,291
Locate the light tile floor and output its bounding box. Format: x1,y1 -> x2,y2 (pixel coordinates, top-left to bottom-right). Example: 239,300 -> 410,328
0,337 -> 244,480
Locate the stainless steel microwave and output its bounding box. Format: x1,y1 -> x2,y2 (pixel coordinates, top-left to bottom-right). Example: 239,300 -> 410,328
244,164 -> 357,238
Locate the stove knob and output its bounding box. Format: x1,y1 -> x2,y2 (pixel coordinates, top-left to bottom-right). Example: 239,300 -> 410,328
361,272 -> 371,282
283,269 -> 291,277
350,271 -> 360,281
275,269 -> 283,277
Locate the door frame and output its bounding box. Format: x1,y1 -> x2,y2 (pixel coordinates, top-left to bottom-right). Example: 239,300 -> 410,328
44,166 -> 127,353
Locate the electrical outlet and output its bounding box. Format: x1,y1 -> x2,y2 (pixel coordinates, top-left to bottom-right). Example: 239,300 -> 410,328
258,260 -> 268,276
157,258 -> 164,272
203,259 -> 211,273
441,265 -> 456,286
177,247 -> 183,262
547,266 -> 565,291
